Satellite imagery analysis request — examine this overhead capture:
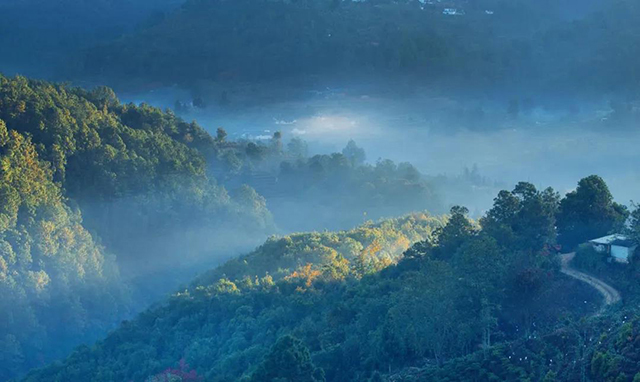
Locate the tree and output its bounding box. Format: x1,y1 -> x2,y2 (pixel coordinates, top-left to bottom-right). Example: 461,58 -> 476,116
342,140 -> 366,166
453,236 -> 506,349
481,182 -> 559,251
246,142 -> 266,161
0,128 -> 129,380
250,336 -> 325,382
287,137 -> 308,159
0,119 -> 8,147
403,238 -> 434,261
87,86 -> 119,110
629,203 -> 640,246
216,127 -> 228,142
557,175 -> 628,249
628,204 -> 640,266
434,206 -> 476,259
272,131 -> 283,153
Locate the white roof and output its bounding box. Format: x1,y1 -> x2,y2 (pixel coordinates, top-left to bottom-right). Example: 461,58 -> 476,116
589,234 -> 632,246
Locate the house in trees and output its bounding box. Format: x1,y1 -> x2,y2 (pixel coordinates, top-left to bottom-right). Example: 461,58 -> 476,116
443,8 -> 465,15
589,234 -> 637,263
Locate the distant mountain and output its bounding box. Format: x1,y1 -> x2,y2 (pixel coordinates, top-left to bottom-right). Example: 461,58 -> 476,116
71,0 -> 640,95
0,0 -> 183,78
76,0 -> 520,86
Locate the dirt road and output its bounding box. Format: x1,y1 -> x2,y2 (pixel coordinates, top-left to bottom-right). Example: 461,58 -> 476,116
560,252 -> 621,308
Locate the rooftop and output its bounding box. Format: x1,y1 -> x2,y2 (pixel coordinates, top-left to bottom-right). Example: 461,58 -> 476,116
589,234 -> 635,247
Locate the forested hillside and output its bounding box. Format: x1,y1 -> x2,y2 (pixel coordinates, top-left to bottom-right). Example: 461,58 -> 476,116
20,212 -> 451,382
193,212 -> 446,287
77,0 -> 541,87
23,177 -> 637,382
0,74 -> 272,380
0,122 -> 129,380
1,0 -> 638,381
0,74 -> 450,381
0,75 -> 274,283
534,0 -> 640,94
0,73 -> 447,286
396,216 -> 640,381
207,135 -> 443,231
73,0 -> 640,95
0,0 -> 182,78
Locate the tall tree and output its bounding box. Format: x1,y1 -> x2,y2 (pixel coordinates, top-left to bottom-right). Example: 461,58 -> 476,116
434,206 -> 476,260
481,182 -> 559,251
216,127 -> 228,142
453,236 -> 506,350
628,204 -> 640,258
557,175 -> 628,249
250,335 -> 325,382
342,140 -> 366,167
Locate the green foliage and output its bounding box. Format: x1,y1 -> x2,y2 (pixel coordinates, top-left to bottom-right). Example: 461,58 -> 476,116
0,127 -> 129,380
481,182 -> 559,252
21,183 -> 593,382
432,206 -> 476,259
557,175 -> 628,250
81,0 -> 456,83
71,0 -> 640,95
0,73 -> 274,287
573,243 -> 609,272
194,212 -> 445,287
543,370 -> 558,382
212,137 -> 443,231
628,204 -> 640,248
249,335 -> 325,382
0,74 -> 451,381
0,74 -> 278,380
1,77 -> 632,382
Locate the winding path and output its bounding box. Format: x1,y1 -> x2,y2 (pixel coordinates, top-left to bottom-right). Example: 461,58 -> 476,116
560,253 -> 621,309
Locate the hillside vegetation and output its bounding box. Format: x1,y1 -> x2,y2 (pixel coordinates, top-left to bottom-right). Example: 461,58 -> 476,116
0,74 -> 274,278
0,74 -> 272,380
0,122 -> 128,380
0,74 -> 450,381
76,0 -> 640,95
23,176 -> 638,382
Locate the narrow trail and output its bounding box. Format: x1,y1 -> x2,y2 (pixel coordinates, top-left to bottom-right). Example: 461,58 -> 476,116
560,253 -> 621,311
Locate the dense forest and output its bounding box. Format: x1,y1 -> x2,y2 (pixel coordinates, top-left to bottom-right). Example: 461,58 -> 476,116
20,175 -> 640,382
0,74 -> 275,284
1,1 -> 639,381
206,134 -> 444,231
0,119 -> 129,380
0,74 -> 452,380
64,0 -> 640,95
0,0 -> 182,78
0,74 -> 272,380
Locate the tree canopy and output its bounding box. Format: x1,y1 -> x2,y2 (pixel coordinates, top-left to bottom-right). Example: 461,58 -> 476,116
21,177 -> 616,382
557,175 -> 628,249
0,123 -> 129,380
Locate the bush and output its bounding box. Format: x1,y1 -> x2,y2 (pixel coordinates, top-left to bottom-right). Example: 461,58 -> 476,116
573,244 -> 608,272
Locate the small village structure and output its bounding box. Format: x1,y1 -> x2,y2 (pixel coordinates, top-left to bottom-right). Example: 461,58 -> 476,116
589,234 -> 637,263
443,8 -> 465,16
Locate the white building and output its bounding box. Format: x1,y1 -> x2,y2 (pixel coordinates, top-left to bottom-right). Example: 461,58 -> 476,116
443,8 -> 464,16
589,234 -> 637,263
